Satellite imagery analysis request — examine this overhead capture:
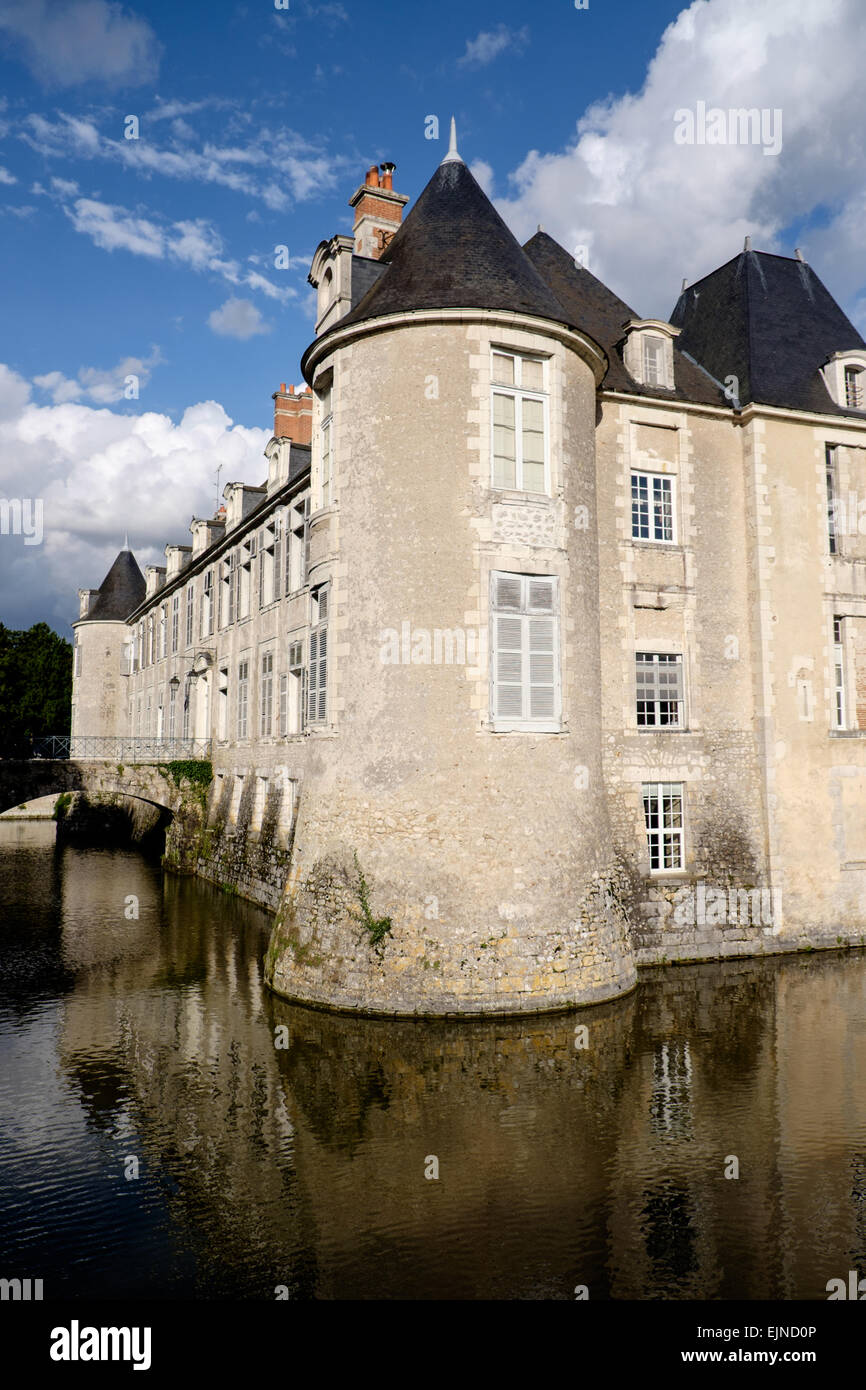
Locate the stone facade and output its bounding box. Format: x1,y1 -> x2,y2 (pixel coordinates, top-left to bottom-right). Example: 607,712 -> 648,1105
70,144 -> 866,1015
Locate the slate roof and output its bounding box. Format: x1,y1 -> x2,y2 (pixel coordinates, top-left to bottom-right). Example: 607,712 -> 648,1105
523,231 -> 726,407
670,249 -> 866,415
339,159 -> 571,330
87,549 -> 145,622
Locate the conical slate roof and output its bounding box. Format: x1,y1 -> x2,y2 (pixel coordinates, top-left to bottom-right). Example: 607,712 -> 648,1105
86,548 -> 145,621
524,230 -> 724,407
670,250 -> 866,414
339,159 -> 571,329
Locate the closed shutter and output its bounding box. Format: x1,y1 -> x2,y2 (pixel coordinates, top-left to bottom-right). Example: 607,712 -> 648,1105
274,518 -> 282,599
308,630 -> 319,723
317,627 -> 327,721
492,573 -> 558,724
228,555 -> 236,625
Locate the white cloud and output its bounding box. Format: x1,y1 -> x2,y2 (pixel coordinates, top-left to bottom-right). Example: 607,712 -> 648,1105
458,24 -> 529,68
494,0 -> 866,321
207,297 -> 271,340
0,0 -> 160,88
0,167 -> 17,185
470,159 -> 494,197
65,197 -> 164,257
0,363 -> 269,631
33,348 -> 163,405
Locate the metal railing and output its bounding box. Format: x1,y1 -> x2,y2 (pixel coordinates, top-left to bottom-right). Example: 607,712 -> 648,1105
29,736 -> 212,762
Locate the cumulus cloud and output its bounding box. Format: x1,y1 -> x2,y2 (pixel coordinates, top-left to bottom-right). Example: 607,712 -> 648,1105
33,348 -> 163,405
0,363 -> 269,631
0,0 -> 160,88
0,166 -> 17,185
494,0 -> 866,324
458,24 -> 529,68
207,298 -> 271,340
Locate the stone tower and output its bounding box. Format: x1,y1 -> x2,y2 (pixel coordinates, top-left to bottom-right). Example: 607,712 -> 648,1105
71,546 -> 144,741
266,133 -> 637,1015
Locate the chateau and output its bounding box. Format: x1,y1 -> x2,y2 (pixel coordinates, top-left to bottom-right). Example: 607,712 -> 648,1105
71,126 -> 866,1015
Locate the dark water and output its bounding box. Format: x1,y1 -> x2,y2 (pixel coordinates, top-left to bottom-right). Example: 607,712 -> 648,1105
1,822 -> 866,1300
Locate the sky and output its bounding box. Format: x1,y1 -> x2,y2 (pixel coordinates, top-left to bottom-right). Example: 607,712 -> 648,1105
2,0 -> 866,635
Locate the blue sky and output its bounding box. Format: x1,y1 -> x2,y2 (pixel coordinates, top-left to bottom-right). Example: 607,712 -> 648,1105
2,0 -> 866,633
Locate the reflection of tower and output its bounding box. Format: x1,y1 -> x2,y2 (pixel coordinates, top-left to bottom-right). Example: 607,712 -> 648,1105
650,1038 -> 693,1140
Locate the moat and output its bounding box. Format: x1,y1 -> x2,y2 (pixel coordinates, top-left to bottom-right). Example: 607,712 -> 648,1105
1,820 -> 865,1300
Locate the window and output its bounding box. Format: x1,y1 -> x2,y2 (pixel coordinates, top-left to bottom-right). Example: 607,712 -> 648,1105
287,497 -> 310,593
217,666 -> 228,741
168,684 -> 177,740
260,650 -> 274,736
846,366 -> 864,409
182,679 -> 190,739
171,594 -> 179,653
239,535 -> 256,618
237,660 -> 249,739
279,672 -> 288,737
643,783 -> 684,872
631,471 -> 674,543
490,572 -> 559,730
73,636 -> 81,678
491,351 -> 547,493
834,617 -> 846,729
156,692 -> 164,739
147,616 -> 154,666
185,585 -> 194,647
826,446 -> 838,555
319,384 -> 333,509
260,521 -> 278,607
636,653 -> 684,727
642,335 -> 666,386
288,639 -> 305,734
136,694 -> 142,737
307,588 -> 329,724
200,569 -> 214,638
219,551 -> 237,628
136,621 -> 144,672
158,604 -> 167,660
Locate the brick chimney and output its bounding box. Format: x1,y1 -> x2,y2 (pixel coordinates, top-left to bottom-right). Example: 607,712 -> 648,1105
273,383 -> 313,446
349,161 -> 409,260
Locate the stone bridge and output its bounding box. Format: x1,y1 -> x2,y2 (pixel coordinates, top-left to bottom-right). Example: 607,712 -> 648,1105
0,759 -> 189,817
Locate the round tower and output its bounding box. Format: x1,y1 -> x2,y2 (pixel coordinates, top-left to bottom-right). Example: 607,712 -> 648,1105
266,136 -> 636,1015
71,546 -> 144,743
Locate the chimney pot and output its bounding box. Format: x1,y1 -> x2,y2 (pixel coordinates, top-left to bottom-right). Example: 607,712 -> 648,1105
380,161 -> 395,190
279,382 -> 286,393
366,164 -> 380,188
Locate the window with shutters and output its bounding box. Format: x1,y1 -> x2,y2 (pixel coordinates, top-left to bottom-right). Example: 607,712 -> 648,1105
288,639 -> 305,734
631,471 -> 675,543
217,666 -> 229,741
287,497 -> 310,593
168,684 -> 177,740
136,621 -> 144,672
73,635 -> 81,678
826,446 -> 838,555
279,672 -> 288,737
182,684 -> 190,739
200,569 -> 214,637
260,650 -> 274,736
833,617 -> 846,729
319,383 -> 333,509
171,594 -> 179,653
147,616 -> 154,667
491,351 -> 547,494
643,782 -> 685,871
307,587 -> 328,725
490,572 -> 560,731
239,535 -> 256,619
184,585 -> 193,646
636,653 -> 684,727
260,521 -> 278,607
237,659 -> 249,739
158,604 -> 167,660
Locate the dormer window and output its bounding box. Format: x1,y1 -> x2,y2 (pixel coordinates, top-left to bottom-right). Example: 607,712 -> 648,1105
623,319 -> 679,391
846,366 -> 864,410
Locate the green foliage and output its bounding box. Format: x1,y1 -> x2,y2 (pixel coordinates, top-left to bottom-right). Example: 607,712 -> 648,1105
0,622 -> 72,754
353,851 -> 392,953
158,760 -> 213,792
52,792 -> 72,821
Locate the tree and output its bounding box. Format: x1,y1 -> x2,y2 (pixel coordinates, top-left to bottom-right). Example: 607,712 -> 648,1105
0,623 -> 72,755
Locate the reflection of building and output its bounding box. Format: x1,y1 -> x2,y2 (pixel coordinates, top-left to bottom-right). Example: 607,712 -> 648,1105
72,125 -> 866,1016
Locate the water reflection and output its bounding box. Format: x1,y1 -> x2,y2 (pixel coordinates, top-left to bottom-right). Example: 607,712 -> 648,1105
1,823 -> 866,1300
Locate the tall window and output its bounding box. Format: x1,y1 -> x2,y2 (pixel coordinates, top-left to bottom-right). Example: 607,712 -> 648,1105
490,572 -> 559,730
217,667 -> 228,741
168,684 -> 177,740
632,471 -> 674,543
185,585 -> 194,646
307,588 -> 329,724
642,335 -> 666,386
239,535 -> 256,618
834,617 -> 846,729
260,651 -> 274,736
260,522 -> 278,607
826,445 -> 838,555
200,569 -> 214,638
171,594 -> 179,653
73,636 -> 81,678
287,497 -> 310,593
147,616 -> 154,666
288,639 -> 305,734
136,622 -> 144,672
279,672 -> 288,738
491,350 -> 546,493
182,683 -> 190,740
643,783 -> 684,871
158,604 -> 167,660
845,366 -> 864,409
636,653 -> 684,727
319,383 -> 333,508
237,659 -> 249,739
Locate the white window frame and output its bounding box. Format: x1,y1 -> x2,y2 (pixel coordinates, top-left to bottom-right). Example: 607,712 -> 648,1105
642,334 -> 667,387
171,593 -> 179,653
489,571 -> 560,732
833,616 -> 847,730
319,383 -> 333,510
307,587 -> 329,725
826,445 -> 838,556
845,365 -> 864,410
237,659 -> 249,740
260,649 -> 274,737
631,470 -> 676,544
642,782 -> 685,873
185,585 -> 194,647
490,350 -> 549,495
636,652 -> 685,729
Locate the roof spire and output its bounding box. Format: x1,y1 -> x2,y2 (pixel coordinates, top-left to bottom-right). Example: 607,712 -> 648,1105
441,116 -> 463,166
123,531 -> 129,551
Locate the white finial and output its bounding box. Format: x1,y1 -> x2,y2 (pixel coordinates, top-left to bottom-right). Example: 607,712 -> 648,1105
681,278 -> 688,293
441,116 -> 463,165
537,223 -> 544,233
123,531 -> 129,551
795,247 -> 805,262
744,235 -> 752,252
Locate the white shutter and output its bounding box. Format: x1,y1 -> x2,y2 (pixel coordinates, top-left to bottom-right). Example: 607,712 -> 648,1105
495,615 -> 524,717
317,627 -> 327,721
491,573 -> 559,727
